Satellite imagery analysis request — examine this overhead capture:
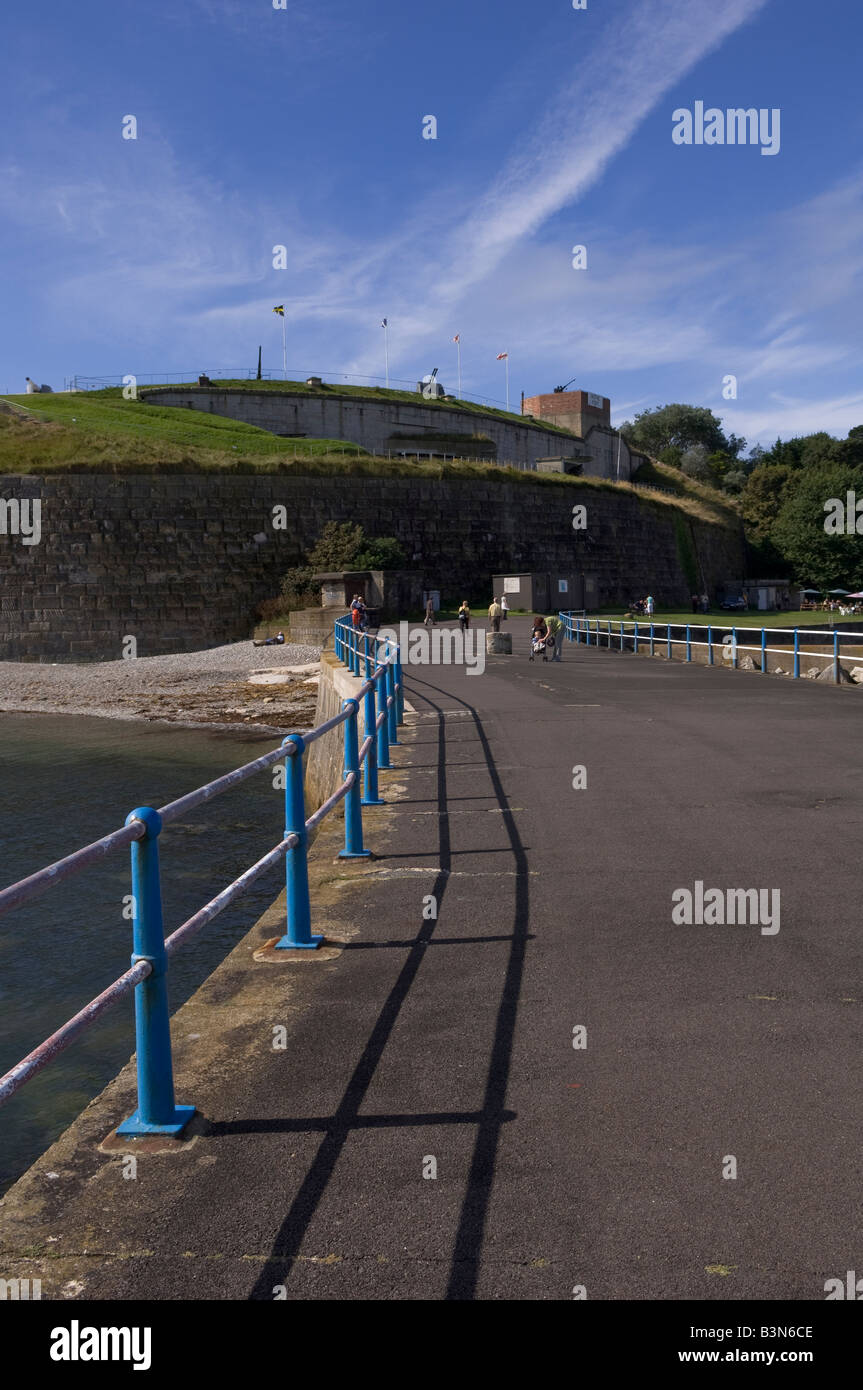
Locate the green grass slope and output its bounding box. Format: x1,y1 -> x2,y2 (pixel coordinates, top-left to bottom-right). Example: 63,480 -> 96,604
0,387 -> 740,532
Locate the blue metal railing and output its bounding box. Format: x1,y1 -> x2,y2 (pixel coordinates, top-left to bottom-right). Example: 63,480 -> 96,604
0,621 -> 403,1137
558,612 -> 858,685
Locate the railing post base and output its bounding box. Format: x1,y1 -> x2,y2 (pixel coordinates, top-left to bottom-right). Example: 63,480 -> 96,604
275,934 -> 324,950
117,1104 -> 196,1138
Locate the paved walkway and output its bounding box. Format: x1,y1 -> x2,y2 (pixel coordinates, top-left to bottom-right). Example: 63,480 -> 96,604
3,617 -> 861,1300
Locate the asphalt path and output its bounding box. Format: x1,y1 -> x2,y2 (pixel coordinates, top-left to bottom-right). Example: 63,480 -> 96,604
79,617 -> 863,1299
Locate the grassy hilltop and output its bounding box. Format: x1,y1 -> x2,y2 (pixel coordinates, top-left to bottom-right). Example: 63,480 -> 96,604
0,383 -> 738,527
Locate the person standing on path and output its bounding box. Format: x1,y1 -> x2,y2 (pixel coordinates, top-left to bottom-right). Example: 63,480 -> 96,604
501,594 -> 509,622
488,598 -> 502,633
424,596 -> 435,627
645,595 -> 655,619
458,601 -> 471,631
546,614 -> 563,661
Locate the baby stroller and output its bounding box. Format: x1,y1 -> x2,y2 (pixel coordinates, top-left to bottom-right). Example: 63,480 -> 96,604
529,630 -> 554,662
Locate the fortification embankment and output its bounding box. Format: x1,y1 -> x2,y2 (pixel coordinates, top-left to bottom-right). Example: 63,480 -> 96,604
0,472 -> 744,661
141,386 -> 611,472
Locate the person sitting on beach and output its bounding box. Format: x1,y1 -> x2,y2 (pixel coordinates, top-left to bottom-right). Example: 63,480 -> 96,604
253,630 -> 285,647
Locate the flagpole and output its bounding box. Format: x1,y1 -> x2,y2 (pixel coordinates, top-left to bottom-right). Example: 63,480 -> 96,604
457,338 -> 462,398
384,322 -> 389,389
282,313 -> 287,381
505,354 -> 510,412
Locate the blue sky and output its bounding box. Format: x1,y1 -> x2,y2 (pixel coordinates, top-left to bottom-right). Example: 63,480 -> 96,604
2,0 -> 862,447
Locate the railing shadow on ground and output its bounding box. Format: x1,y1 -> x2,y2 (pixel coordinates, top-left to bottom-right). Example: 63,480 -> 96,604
245,666 -> 530,1301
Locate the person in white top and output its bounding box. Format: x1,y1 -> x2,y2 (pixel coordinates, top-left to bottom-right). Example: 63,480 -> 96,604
500,594 -> 510,621
645,595 -> 655,617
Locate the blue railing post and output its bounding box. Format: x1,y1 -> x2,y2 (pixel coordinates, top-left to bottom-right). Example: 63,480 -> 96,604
793,629 -> 800,679
362,650 -> 384,805
117,807 -> 195,1136
732,627 -> 738,669
833,629 -> 840,684
650,622 -> 655,656
276,735 -> 322,949
686,625 -> 692,662
708,625 -> 714,665
385,645 -> 399,745
620,621 -> 624,652
340,699 -> 371,859
607,619 -> 611,648
667,624 -> 673,660
761,627 -> 767,673
395,646 -> 405,725
376,654 -> 391,770
634,621 -> 639,654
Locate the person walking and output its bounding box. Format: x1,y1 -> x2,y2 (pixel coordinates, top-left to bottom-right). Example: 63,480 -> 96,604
645,594 -> 655,619
488,597 -> 502,633
500,594 -> 509,622
424,596 -> 435,627
458,601 -> 471,631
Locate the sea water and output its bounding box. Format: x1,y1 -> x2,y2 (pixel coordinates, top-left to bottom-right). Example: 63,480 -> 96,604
0,713 -> 290,1194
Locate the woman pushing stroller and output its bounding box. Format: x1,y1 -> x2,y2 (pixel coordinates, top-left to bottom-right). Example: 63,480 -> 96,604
529,615 -> 554,662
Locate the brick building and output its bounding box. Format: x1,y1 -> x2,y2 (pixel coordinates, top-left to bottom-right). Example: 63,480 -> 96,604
522,388 -> 643,481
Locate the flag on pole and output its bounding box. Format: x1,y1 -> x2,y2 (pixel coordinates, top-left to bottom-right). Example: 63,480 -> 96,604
381,318 -> 390,387
453,334 -> 460,343
273,306 -> 287,380
497,351 -> 510,411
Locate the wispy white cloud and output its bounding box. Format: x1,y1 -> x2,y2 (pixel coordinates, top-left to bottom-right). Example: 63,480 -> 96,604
727,391 -> 863,443
339,0 -> 772,367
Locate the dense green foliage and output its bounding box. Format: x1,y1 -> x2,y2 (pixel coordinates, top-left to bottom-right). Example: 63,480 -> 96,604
624,404 -> 863,588
740,431 -> 863,587
279,523 -> 406,611
620,403 -> 747,493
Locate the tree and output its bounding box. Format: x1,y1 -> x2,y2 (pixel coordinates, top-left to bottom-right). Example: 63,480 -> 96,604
307,521 -> 365,570
740,464 -> 794,543
619,403 -> 731,457
722,468 -> 747,495
355,536 -> 406,570
679,444 -> 712,482
837,425 -> 863,470
771,465 -> 863,589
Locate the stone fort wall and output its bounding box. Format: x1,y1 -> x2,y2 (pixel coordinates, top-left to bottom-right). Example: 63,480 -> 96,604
0,472 -> 744,661
141,387 -> 632,477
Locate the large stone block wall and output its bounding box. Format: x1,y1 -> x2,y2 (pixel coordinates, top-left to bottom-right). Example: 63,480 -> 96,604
0,473 -> 745,661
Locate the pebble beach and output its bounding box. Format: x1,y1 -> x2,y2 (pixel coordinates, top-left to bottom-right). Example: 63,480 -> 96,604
0,641 -> 323,732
